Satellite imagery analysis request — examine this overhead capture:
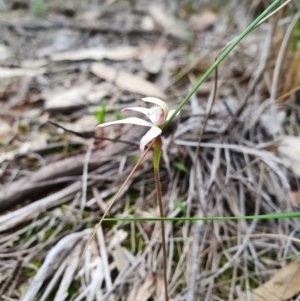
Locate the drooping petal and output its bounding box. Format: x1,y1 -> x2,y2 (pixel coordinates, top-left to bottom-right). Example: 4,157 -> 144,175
140,126 -> 162,152
166,109 -> 180,121
141,97 -> 168,115
96,117 -> 153,129
121,107 -> 150,116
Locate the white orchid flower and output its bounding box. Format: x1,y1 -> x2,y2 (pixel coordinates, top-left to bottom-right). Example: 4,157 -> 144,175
96,97 -> 179,152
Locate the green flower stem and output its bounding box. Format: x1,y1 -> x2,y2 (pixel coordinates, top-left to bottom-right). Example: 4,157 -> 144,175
153,136 -> 162,171
163,0 -> 283,129
104,211 -> 300,222
153,136 -> 169,301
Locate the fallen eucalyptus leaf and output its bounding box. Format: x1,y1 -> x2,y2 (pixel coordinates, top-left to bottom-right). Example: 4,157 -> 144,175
140,46 -> 167,74
127,271 -> 164,301
51,46 -> 139,62
189,11 -> 217,31
91,63 -> 165,98
0,120 -> 12,144
43,83 -> 92,110
260,110 -> 285,136
278,136 -> 300,177
235,260 -> 300,301
0,67 -> 46,78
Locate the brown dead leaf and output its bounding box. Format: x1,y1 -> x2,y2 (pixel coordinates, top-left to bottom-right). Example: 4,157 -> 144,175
289,191 -> 300,206
260,110 -> 286,136
111,247 -> 129,273
0,120 -> 12,144
0,44 -> 10,61
140,46 -> 167,74
86,82 -> 115,104
43,83 -> 92,111
109,229 -> 129,272
37,30 -> 80,58
21,59 -> 48,69
235,260 -> 300,301
149,4 -> 187,39
91,63 -> 165,99
0,67 -> 46,78
50,46 -> 139,62
196,81 -> 223,95
127,271 -> 164,301
0,150 -> 16,164
189,11 -> 217,31
18,133 -> 48,154
141,16 -> 155,31
64,116 -> 98,133
108,229 -> 128,250
278,136 -> 300,177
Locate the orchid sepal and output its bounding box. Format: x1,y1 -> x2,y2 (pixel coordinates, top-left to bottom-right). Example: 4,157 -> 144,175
96,117 -> 153,129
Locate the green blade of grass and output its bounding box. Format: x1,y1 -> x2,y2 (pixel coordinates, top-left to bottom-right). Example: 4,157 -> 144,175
163,0 -> 283,130
104,211 -> 300,222
173,162 -> 189,174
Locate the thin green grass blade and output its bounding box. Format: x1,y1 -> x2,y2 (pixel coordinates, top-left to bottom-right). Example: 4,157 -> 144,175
104,211 -> 300,222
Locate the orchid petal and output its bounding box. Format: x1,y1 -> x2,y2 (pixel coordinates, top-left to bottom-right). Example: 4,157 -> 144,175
166,109 -> 180,121
147,106 -> 165,125
96,117 -> 153,129
140,126 -> 162,152
121,107 -> 150,116
141,97 -> 168,114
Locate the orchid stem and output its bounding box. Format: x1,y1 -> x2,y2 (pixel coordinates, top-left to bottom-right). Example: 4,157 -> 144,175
153,136 -> 169,301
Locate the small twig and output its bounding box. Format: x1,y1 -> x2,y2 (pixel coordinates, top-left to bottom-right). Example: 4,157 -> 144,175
97,227 -> 113,300
39,260 -> 68,301
2,77 -> 30,113
0,182 -> 79,232
1,20 -> 164,36
21,230 -> 92,301
52,244 -> 81,301
277,84 -> 300,102
0,260 -> 23,298
81,139 -> 95,211
47,120 -> 138,146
